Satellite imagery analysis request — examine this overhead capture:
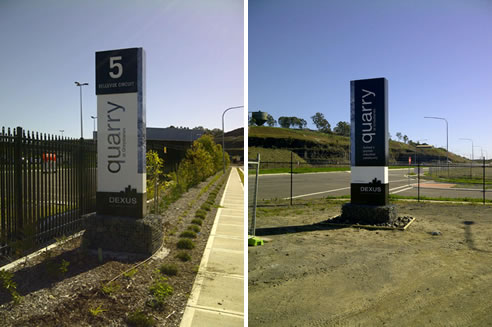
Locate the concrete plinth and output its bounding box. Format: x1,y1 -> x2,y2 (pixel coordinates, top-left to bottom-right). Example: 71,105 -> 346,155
82,213 -> 163,255
341,203 -> 397,225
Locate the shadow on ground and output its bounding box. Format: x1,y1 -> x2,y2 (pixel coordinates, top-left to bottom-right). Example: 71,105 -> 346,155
255,222 -> 347,236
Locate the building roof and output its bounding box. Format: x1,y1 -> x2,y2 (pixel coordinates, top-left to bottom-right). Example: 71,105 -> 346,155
146,127 -> 205,142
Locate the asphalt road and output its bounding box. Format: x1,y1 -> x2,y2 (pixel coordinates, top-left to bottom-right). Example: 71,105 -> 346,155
248,168 -> 491,203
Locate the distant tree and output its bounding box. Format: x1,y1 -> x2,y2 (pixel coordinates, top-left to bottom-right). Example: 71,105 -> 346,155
333,121 -> 350,136
403,135 -> 409,144
311,112 -> 331,133
266,114 -> 277,127
278,116 -> 291,128
396,132 -> 402,142
298,118 -> 307,129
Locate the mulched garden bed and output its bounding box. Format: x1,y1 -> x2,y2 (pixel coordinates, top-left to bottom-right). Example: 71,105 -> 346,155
0,170 -> 230,326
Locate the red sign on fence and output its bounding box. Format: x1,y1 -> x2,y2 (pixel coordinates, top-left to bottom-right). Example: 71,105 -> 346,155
408,156 -> 412,164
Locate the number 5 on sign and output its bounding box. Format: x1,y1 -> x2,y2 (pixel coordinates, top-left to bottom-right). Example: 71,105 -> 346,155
109,56 -> 123,78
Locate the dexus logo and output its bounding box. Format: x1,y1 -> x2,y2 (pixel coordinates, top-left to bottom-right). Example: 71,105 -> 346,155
109,196 -> 137,205
360,186 -> 382,193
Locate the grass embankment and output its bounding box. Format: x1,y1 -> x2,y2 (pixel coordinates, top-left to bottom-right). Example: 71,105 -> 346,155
249,126 -> 468,163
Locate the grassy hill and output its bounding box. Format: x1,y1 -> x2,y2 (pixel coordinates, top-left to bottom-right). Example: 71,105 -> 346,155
249,126 -> 467,164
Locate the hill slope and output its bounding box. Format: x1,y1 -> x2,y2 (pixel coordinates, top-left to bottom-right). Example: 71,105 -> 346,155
249,126 -> 467,164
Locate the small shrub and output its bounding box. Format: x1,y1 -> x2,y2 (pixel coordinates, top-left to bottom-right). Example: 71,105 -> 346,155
59,259 -> 70,277
0,270 -> 22,304
102,281 -> 121,295
123,268 -> 138,279
200,204 -> 211,211
159,264 -> 178,276
176,251 -> 191,262
187,225 -> 200,233
177,239 -> 195,249
126,310 -> 156,327
195,211 -> 206,219
196,209 -> 207,216
149,276 -> 174,308
180,231 -> 197,239
191,219 -> 202,226
89,304 -> 107,316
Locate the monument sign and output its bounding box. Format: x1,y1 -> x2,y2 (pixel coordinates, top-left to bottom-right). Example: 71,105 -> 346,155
95,47 -> 146,218
350,77 -> 388,205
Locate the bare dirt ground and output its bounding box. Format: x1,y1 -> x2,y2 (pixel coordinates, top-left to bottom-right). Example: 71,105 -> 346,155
249,200 -> 492,327
0,171 -> 228,326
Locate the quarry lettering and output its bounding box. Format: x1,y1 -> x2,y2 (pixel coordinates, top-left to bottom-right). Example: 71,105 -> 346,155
361,88 -> 375,144
107,101 -> 126,173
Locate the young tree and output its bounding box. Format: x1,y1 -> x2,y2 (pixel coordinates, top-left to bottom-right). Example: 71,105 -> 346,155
396,132 -> 402,142
333,121 -> 350,136
311,112 -> 331,133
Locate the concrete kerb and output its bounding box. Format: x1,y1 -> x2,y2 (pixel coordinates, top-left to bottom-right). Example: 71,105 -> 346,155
180,168 -> 244,327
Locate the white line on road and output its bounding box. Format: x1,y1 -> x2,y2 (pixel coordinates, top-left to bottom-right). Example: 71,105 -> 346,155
282,186 -> 350,200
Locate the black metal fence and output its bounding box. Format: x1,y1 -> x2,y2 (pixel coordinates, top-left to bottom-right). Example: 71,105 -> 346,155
0,127 -> 96,257
248,157 -> 491,206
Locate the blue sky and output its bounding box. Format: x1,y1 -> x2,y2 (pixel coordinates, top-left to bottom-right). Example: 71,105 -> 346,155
0,0 -> 243,139
249,0 -> 492,159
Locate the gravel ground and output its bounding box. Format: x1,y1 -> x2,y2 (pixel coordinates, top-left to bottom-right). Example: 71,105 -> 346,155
249,200 -> 492,327
0,170 -> 228,326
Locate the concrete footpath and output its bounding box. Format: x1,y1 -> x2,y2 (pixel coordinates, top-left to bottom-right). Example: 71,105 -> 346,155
180,168 -> 244,327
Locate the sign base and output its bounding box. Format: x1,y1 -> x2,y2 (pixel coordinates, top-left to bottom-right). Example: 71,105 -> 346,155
341,203 -> 397,225
82,213 -> 162,255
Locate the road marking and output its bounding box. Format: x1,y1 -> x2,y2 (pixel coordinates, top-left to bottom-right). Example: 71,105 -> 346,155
391,186 -> 414,194
282,186 -> 350,200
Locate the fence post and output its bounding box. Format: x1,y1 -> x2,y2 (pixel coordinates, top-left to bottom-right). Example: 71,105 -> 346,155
483,157 -> 486,205
78,138 -> 84,217
14,126 -> 23,236
290,151 -> 293,206
417,162 -> 420,202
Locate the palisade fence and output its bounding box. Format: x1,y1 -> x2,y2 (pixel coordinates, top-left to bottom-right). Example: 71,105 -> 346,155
0,126 -> 96,257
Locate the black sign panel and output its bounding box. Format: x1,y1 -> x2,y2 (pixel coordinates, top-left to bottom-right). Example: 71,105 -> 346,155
96,48 -> 141,95
350,78 -> 388,166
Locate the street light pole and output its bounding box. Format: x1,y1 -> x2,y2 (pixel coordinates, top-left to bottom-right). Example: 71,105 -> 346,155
460,138 -> 473,178
75,82 -> 89,139
90,116 -> 97,134
222,105 -> 244,173
424,116 -> 448,176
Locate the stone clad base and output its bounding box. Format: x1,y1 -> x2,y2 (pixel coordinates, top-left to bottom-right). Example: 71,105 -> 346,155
82,213 -> 163,255
341,203 -> 397,225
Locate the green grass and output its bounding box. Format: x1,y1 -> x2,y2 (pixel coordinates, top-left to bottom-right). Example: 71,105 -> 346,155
422,175 -> 492,187
388,194 -> 492,203
321,194 -> 491,204
249,165 -> 418,175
